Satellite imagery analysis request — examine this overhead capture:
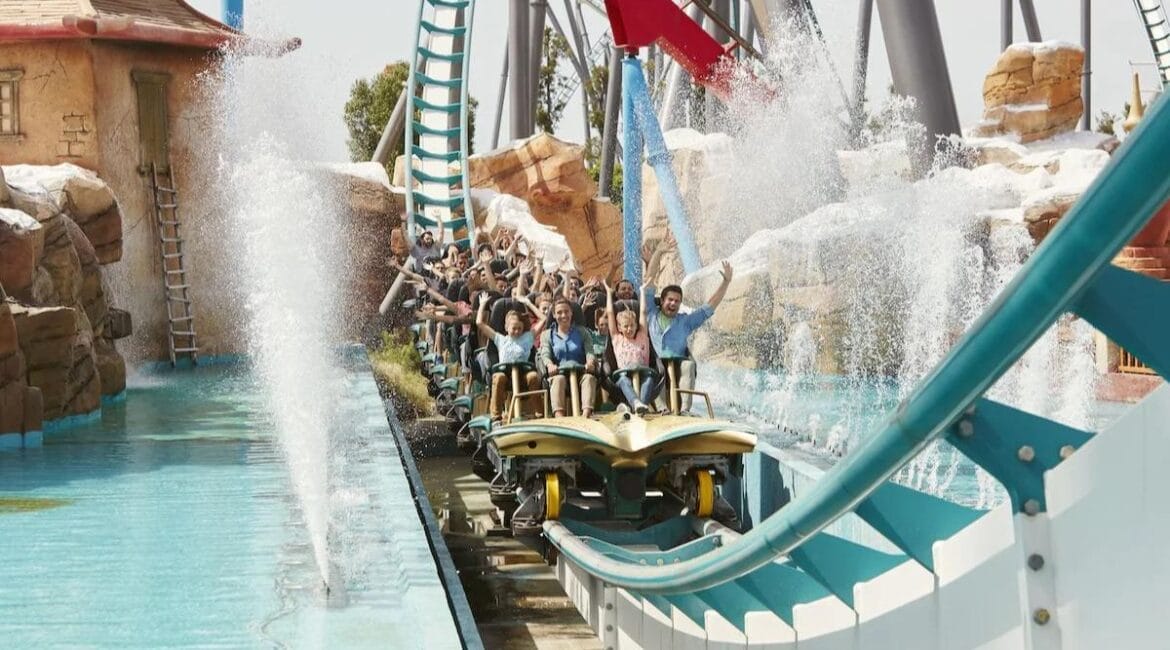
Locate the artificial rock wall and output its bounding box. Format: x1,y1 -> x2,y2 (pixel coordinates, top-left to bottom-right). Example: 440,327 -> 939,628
0,164 -> 129,438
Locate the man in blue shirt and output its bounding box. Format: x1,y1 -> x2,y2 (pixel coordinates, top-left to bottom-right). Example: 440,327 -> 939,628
643,260 -> 734,413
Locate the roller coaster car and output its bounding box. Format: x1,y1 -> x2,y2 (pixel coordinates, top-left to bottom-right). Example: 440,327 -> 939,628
484,409 -> 757,538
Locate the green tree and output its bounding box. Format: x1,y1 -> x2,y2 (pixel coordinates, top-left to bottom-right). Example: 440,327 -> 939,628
344,62 -> 409,163
536,28 -> 576,133
344,62 -> 478,169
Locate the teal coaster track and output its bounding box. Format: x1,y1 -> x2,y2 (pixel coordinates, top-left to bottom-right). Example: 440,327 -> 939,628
404,0 -> 478,250
545,85 -> 1170,593
405,0 -> 1170,643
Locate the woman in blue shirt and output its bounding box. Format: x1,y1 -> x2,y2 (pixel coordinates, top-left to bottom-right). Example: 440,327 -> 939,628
538,298 -> 598,417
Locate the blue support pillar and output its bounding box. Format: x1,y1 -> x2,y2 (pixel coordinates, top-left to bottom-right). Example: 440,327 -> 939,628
621,56 -> 645,284
222,0 -> 244,29
623,56 -> 704,279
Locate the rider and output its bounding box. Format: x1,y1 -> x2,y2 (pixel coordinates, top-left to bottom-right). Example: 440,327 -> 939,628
605,279 -> 657,414
539,298 -> 598,418
642,260 -> 734,413
476,293 -> 542,421
410,227 -> 443,268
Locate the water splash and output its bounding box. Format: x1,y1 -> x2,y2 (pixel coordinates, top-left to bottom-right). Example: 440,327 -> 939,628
193,13 -> 350,590
691,18 -> 1100,506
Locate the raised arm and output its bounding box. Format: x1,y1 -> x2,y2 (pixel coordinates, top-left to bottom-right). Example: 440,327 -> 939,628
426,286 -> 458,311
644,239 -> 667,283
475,294 -> 496,340
501,232 -> 523,260
638,281 -> 649,330
514,264 -> 530,298
707,260 -> 734,310
604,281 -> 617,338
531,253 -> 545,292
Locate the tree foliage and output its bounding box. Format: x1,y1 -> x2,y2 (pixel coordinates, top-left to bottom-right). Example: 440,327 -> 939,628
344,62 -> 410,163
536,28 -> 577,133
344,61 -> 478,169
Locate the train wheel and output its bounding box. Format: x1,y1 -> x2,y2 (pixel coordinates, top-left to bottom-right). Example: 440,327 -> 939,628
688,469 -> 715,518
544,472 -> 562,521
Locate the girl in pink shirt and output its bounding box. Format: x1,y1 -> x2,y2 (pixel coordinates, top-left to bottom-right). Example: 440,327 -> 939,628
604,280 -> 659,414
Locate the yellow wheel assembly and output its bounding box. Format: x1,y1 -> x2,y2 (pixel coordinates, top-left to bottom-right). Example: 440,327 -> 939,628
544,472 -> 561,520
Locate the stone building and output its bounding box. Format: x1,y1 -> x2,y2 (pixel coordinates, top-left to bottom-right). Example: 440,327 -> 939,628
0,1 -> 297,362
0,2 -> 303,445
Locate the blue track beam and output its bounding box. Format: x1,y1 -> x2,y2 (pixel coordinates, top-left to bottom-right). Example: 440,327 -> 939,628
624,57 -> 704,277
221,0 -> 243,29
946,398 -> 1093,513
855,481 -> 983,571
730,561 -> 830,625
621,56 -> 646,284
788,532 -> 905,608
1073,264 -> 1170,379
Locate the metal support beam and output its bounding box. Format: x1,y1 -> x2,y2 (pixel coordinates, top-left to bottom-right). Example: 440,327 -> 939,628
1001,0 -> 1013,50
851,0 -> 875,142
657,3 -> 705,129
599,46 -> 623,199
558,1 -> 594,144
372,90 -> 408,165
509,0 -> 531,140
947,399 -> 1093,513
492,43 -> 509,149
529,0 -> 548,132
450,8 -> 466,153
1019,0 -> 1042,42
1082,0 -> 1091,130
625,57 -> 704,277
875,0 -> 961,166
742,0 -> 755,54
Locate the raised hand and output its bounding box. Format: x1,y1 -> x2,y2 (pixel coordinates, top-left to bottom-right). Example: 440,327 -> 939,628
719,260 -> 733,283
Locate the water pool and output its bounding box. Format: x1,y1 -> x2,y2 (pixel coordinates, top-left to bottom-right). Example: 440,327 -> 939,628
0,362 -> 462,648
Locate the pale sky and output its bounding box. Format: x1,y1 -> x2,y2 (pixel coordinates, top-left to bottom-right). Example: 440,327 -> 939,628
188,0 -> 1154,160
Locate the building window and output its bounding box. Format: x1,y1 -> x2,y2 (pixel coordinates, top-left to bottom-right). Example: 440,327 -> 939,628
0,69 -> 22,137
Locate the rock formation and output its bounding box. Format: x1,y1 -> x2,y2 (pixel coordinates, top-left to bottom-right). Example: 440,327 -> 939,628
0,301 -> 42,438
318,163 -> 405,337
680,134 -> 1116,374
464,133 -> 624,280
0,164 -> 130,435
974,42 -> 1085,143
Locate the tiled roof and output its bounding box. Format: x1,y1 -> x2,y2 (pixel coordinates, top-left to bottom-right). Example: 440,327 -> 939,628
88,0 -> 235,36
0,0 -> 238,45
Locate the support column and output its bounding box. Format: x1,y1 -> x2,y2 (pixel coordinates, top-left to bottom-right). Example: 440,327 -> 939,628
1081,0 -> 1091,130
559,0 -> 594,143
529,0 -> 548,132
492,44 -> 510,149
851,0 -> 875,142
622,56 -> 646,284
875,0 -> 961,165
626,57 -> 704,278
658,3 -> 705,129
372,91 -> 407,165
600,46 -> 623,199
509,0 -> 531,140
1019,0 -> 1043,42
1001,0 -> 1013,51
221,0 -> 243,29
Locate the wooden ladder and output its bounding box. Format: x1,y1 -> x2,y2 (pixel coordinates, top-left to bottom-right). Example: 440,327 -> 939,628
150,163 -> 198,367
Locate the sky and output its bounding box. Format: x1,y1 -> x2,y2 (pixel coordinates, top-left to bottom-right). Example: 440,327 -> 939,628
187,0 -> 1155,160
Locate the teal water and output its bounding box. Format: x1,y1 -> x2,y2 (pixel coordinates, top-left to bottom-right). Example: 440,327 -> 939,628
0,365 -> 460,648
703,365 -> 1125,508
